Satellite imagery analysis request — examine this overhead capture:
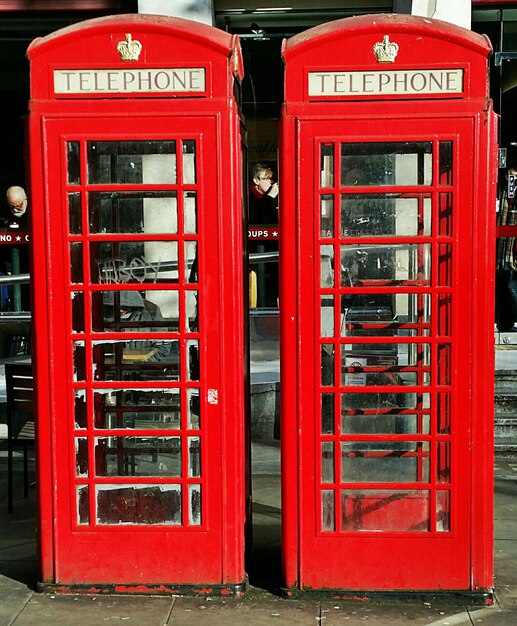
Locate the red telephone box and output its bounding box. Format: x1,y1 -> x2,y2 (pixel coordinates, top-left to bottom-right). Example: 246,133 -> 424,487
280,14 -> 497,598
27,15 -> 248,593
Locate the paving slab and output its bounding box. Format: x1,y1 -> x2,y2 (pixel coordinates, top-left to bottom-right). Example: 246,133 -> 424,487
10,593 -> 175,626
0,574 -> 34,625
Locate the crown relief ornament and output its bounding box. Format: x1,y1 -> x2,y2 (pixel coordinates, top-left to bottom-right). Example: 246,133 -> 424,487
373,35 -> 399,63
116,33 -> 142,62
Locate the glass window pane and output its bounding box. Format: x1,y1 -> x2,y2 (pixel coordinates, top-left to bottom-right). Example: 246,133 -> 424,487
342,412 -> 430,435
341,490 -> 430,532
96,484 -> 182,525
341,195 -> 431,237
321,393 -> 334,434
342,391 -> 430,411
93,289 -> 179,332
71,291 -> 85,332
188,339 -> 199,381
341,142 -> 433,186
439,141 -> 453,185
320,143 -> 334,188
188,389 -> 201,430
438,244 -> 452,287
95,436 -> 182,477
439,193 -> 453,237
182,140 -> 196,185
73,342 -> 86,381
188,437 -> 201,477
184,191 -> 197,234
70,242 -> 83,284
77,485 -> 89,525
92,241 -> 178,284
189,484 -> 202,525
436,490 -> 450,532
322,490 -> 335,531
67,141 -> 81,185
321,244 -> 334,287
68,192 -> 82,234
437,442 -> 451,484
74,391 -> 87,429
92,339 -> 180,382
186,290 -> 198,332
321,295 -> 334,338
94,389 -> 181,428
185,242 -> 198,283
89,192 -> 178,235
341,243 -> 431,284
320,194 -> 334,237
322,442 -> 334,483
75,437 -> 88,477
88,141 -> 177,184
321,344 -> 334,386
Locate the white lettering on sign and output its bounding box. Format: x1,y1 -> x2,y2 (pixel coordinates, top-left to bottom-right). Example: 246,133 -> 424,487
54,68 -> 206,95
308,68 -> 464,97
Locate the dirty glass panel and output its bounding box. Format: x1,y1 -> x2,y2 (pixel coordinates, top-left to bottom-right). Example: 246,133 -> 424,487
320,143 -> 334,188
94,389 -> 181,428
341,293 -> 431,336
186,290 -> 198,332
321,344 -> 334,386
439,141 -> 453,186
87,140 -> 177,185
342,391 -> 430,411
187,339 -> 199,381
73,342 -> 86,381
438,192 -> 453,236
437,442 -> 451,484
437,344 -> 451,386
436,490 -> 450,532
92,289 -> 179,332
68,192 -> 82,234
76,485 -> 89,525
322,442 -> 334,483
188,437 -> 201,477
321,490 -> 335,531
320,194 -> 334,237
187,389 -> 201,429
342,412 -> 430,435
95,436 -> 182,477
321,295 -> 334,338
92,339 -> 180,381
74,391 -> 87,429
182,140 -> 196,185
321,244 -> 334,287
71,291 -> 85,332
92,240 -> 179,284
341,142 -> 433,186
189,484 -> 202,525
70,242 -> 83,284
341,243 -> 431,284
321,393 -> 334,434
341,490 -> 430,532
67,141 -> 80,185
437,293 -> 452,336
341,195 -> 431,238
341,441 -> 430,483
184,191 -> 197,234
75,437 -> 88,477
436,393 -> 451,435
96,484 -> 182,525
185,241 -> 198,283
437,243 -> 452,287
89,192 -> 178,235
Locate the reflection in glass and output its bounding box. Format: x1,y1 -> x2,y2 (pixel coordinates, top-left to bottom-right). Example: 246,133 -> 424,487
341,490 -> 430,532
322,490 -> 335,531
186,290 -> 198,332
321,244 -> 334,287
438,244 -> 452,287
320,194 -> 334,237
89,192 -> 178,235
342,391 -> 429,411
71,291 -> 85,332
439,141 -> 453,185
341,195 -> 431,237
74,391 -> 87,429
342,342 -> 430,370
88,141 -> 177,185
67,141 -> 81,185
439,192 -> 453,237
322,442 -> 334,483
321,344 -> 334,385
437,344 -> 451,386
341,142 -> 432,187
188,389 -> 201,429
93,241 -> 179,284
189,484 -> 202,525
341,243 -> 431,284
77,485 -> 89,525
93,289 -> 179,332
320,143 -> 334,188
75,437 -> 88,477
95,436 -> 182,477
68,192 -> 82,234
188,339 -> 200,381
341,441 -> 430,483
94,389 -> 181,428
321,393 -> 334,434
342,412 -> 429,435
73,342 -> 86,381
184,191 -> 197,234
96,484 -> 182,525
437,442 -> 451,483
436,490 -> 450,532
92,339 -> 180,381
437,393 -> 451,435
70,243 -> 83,284
182,140 -> 196,184
321,295 -> 334,337
188,437 -> 201,477
185,241 -> 198,283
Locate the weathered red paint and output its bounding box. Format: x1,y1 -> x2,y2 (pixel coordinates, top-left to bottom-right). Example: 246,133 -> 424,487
27,14 -> 248,590
280,14 -> 497,596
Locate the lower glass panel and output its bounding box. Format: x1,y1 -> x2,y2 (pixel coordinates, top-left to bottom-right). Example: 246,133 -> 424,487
342,412 -> 430,435
96,484 -> 182,525
77,485 -> 89,525
341,489 -> 430,532
342,391 -> 429,410
95,436 -> 182,477
321,490 -> 335,531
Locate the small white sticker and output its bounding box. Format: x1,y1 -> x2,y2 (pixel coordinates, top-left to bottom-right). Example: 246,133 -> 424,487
207,389 -> 219,405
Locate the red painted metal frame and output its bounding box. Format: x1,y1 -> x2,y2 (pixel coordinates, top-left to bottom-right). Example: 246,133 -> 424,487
27,15 -> 247,589
280,14 -> 497,595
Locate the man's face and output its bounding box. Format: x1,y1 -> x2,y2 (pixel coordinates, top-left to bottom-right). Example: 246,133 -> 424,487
8,196 -> 27,218
254,171 -> 273,195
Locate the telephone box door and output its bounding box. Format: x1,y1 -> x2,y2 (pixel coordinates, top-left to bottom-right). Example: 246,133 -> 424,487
292,114 -> 480,590
41,114 -> 235,585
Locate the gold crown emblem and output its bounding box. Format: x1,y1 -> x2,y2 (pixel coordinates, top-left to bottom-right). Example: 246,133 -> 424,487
373,35 -> 399,63
116,33 -> 142,62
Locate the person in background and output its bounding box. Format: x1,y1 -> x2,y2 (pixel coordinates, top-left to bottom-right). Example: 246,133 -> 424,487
496,162 -> 517,332
6,186 -> 28,230
248,162 -> 278,225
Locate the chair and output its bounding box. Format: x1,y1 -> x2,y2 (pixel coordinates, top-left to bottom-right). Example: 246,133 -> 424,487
5,361 -> 34,513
